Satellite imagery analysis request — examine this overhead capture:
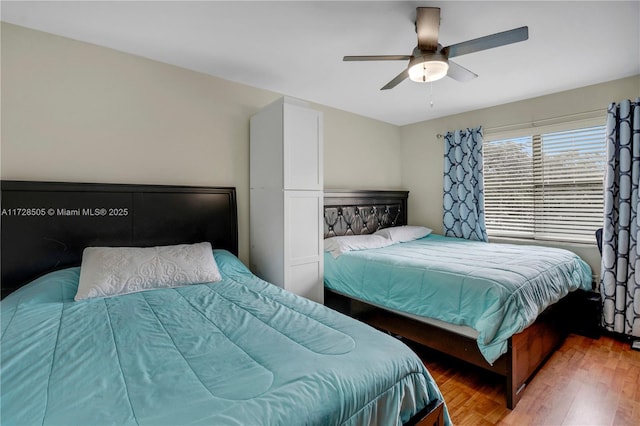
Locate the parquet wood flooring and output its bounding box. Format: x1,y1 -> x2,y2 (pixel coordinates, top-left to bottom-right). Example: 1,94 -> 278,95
411,334 -> 640,425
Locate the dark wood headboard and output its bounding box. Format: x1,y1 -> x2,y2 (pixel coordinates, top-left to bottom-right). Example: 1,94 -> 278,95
1,181 -> 238,298
323,190 -> 408,238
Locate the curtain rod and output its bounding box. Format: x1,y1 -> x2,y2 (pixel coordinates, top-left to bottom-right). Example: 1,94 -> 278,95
435,108 -> 605,139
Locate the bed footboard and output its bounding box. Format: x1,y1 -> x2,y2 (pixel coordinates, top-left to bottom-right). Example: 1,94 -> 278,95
507,298 -> 568,408
405,399 -> 445,426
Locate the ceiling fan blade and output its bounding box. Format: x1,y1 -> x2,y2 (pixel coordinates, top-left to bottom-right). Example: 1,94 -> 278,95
416,7 -> 440,51
381,68 -> 409,90
445,26 -> 529,58
447,60 -> 478,82
343,55 -> 411,61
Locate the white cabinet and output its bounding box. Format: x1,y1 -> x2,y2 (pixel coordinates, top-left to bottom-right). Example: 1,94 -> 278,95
250,97 -> 324,303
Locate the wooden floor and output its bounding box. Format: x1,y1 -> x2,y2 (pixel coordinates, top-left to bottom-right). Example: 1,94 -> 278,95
409,334 -> 640,425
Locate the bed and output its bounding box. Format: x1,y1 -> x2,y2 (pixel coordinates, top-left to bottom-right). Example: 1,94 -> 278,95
323,189 -> 593,409
0,181 -> 449,426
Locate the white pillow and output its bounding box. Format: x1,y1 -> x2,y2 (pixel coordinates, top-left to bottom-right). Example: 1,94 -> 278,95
324,234 -> 393,258
75,242 -> 222,301
374,225 -> 432,243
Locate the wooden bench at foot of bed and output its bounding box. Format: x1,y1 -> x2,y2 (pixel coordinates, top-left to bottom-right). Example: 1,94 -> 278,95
326,289 -> 569,410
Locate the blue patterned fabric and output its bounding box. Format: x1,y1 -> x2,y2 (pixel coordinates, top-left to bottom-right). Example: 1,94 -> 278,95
601,98 -> 640,338
443,127 -> 488,241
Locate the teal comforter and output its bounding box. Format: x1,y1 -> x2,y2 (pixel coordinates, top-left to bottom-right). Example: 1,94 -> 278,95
1,250 -> 448,426
324,235 -> 593,364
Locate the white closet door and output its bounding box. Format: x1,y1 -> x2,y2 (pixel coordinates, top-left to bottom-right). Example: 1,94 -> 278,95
283,103 -> 323,191
284,190 -> 324,303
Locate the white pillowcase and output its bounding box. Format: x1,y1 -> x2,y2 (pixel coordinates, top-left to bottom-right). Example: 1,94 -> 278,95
374,225 -> 432,243
324,234 -> 394,258
75,242 -> 222,301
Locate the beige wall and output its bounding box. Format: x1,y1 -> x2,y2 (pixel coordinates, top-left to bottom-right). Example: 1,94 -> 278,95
4,22 -> 637,277
321,107 -> 401,190
0,23 -> 402,264
400,75 -> 640,277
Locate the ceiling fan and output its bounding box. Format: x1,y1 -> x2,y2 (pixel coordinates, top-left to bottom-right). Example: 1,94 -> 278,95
344,7 -> 528,90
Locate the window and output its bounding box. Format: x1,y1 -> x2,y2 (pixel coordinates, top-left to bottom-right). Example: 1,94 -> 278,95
483,124 -> 606,244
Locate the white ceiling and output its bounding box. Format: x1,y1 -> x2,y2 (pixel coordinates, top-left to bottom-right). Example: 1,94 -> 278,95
2,1 -> 639,126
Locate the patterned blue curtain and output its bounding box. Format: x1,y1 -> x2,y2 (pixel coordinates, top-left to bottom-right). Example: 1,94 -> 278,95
600,98 -> 640,338
443,127 -> 488,241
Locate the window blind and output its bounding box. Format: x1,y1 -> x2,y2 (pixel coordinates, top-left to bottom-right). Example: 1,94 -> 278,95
483,125 -> 606,244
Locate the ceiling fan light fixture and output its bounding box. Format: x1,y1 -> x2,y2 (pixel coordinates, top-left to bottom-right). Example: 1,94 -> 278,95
408,59 -> 449,83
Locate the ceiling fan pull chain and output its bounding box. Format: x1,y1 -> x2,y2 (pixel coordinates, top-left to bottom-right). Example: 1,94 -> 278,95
430,82 -> 434,108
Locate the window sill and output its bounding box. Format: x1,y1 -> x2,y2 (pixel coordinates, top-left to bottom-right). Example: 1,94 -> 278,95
488,236 -> 597,250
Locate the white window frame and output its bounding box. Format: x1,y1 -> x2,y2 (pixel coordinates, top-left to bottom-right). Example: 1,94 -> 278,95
483,117 -> 606,245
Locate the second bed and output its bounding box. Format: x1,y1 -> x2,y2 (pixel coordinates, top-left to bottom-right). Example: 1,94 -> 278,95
323,190 -> 593,409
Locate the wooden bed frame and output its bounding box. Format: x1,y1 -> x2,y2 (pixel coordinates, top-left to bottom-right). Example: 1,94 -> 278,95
0,181 -> 444,426
323,189 -> 571,410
